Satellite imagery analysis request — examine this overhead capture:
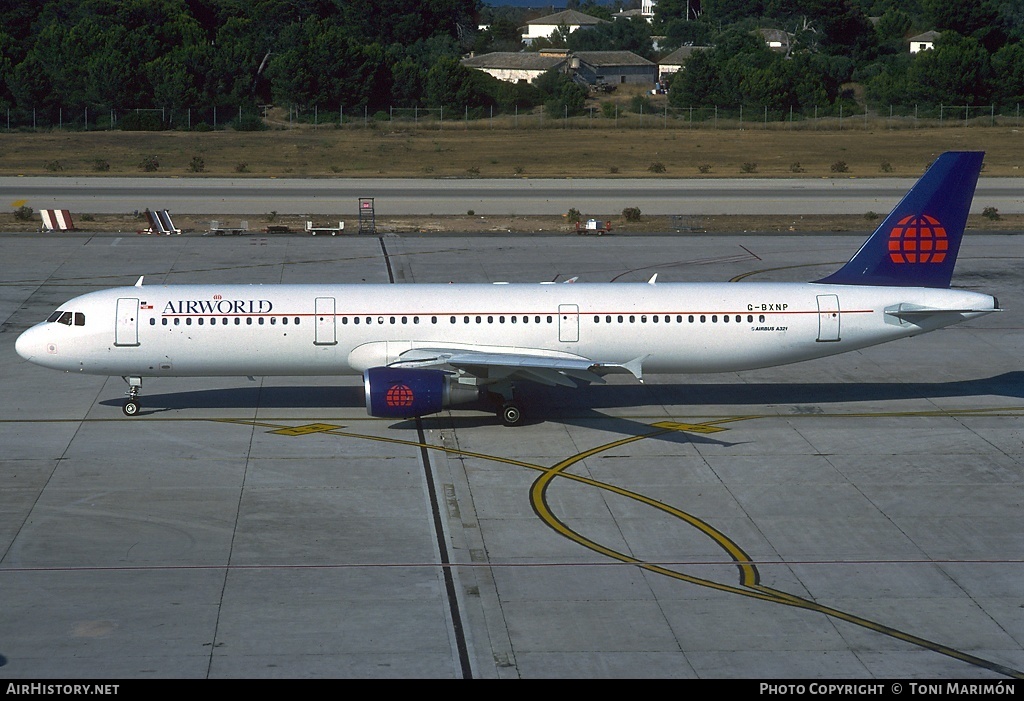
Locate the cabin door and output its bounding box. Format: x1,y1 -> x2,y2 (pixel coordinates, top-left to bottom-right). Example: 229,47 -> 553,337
816,294 -> 841,342
114,297 -> 140,347
558,304 -> 579,343
314,297 -> 337,346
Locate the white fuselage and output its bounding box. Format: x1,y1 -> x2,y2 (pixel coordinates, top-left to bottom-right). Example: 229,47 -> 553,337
15,282 -> 997,379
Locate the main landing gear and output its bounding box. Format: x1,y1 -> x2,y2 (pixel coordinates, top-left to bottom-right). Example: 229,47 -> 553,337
500,402 -> 523,426
122,376 -> 142,416
487,383 -> 524,426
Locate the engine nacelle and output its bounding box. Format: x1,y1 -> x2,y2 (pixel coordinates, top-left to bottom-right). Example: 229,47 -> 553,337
363,367 -> 480,418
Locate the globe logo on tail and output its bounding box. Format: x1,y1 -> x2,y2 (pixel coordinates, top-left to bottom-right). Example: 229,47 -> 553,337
385,383 -> 415,408
888,214 -> 948,264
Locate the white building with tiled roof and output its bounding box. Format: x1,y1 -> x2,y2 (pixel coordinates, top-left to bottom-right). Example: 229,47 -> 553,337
909,30 -> 941,53
462,52 -> 568,83
521,10 -> 608,44
657,45 -> 710,83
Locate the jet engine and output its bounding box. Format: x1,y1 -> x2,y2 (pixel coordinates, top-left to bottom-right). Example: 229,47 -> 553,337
363,367 -> 480,419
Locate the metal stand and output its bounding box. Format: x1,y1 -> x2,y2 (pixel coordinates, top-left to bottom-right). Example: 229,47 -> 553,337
358,198 -> 375,234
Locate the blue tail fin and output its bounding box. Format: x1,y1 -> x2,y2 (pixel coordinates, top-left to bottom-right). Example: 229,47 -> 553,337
817,151 -> 983,288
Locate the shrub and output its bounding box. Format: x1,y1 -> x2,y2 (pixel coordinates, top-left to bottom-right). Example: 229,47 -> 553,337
45,160 -> 62,172
14,205 -> 33,221
697,163 -> 712,174
91,159 -> 110,172
566,207 -> 582,222
120,111 -> 165,131
629,94 -> 653,114
741,162 -> 758,173
601,101 -> 617,119
790,162 -> 804,173
234,162 -> 249,173
982,206 -> 1000,220
831,160 -> 849,173
467,210 -> 475,216
138,155 -> 159,172
622,207 -> 642,222
231,114 -> 266,131
188,156 -> 205,173
880,161 -> 893,173
648,161 -> 666,173
864,211 -> 879,221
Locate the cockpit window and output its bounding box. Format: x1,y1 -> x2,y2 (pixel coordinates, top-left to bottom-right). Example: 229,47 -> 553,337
46,310 -> 84,326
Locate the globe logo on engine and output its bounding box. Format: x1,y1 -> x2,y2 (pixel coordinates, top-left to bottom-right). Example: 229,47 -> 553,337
887,214 -> 947,264
385,383 -> 414,407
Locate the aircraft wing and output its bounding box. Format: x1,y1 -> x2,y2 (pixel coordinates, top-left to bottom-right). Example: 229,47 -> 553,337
389,347 -> 647,387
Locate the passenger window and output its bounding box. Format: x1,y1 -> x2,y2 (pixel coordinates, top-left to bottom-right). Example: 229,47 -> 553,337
150,318 -> 156,326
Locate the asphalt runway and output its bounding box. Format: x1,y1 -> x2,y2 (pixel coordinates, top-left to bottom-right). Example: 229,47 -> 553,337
1,230 -> 1022,679
4,175 -> 1023,216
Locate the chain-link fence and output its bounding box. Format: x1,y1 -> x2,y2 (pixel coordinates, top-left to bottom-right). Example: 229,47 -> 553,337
4,103 -> 1022,132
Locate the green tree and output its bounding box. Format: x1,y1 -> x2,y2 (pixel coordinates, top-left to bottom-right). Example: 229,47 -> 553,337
906,32 -> 993,105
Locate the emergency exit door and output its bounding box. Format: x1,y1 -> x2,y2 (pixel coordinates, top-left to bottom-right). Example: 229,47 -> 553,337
816,294 -> 841,342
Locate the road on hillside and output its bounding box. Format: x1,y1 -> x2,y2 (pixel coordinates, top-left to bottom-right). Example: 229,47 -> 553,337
4,176 -> 1022,217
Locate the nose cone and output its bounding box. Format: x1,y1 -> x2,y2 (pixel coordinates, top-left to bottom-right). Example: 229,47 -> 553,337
15,325 -> 42,363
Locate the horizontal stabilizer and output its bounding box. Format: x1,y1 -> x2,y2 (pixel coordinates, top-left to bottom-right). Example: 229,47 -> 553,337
885,303 -> 1000,320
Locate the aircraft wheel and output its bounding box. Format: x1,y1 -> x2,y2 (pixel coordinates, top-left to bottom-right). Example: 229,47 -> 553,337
500,403 -> 523,426
123,400 -> 140,416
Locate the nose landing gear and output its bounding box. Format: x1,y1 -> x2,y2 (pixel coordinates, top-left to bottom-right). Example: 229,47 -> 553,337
122,376 -> 142,416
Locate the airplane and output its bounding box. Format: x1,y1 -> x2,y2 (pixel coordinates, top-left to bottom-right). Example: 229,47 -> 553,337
15,151 -> 998,426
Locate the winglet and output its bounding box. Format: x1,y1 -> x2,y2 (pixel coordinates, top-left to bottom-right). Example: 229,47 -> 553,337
134,276 -> 144,287
648,274 -> 658,285
817,151 -> 983,288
